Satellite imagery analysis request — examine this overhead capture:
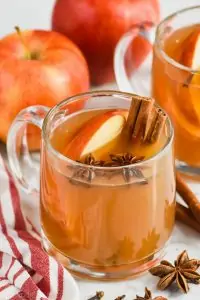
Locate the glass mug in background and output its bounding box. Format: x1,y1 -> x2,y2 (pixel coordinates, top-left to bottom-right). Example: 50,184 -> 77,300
114,6 -> 200,176
7,91 -> 175,280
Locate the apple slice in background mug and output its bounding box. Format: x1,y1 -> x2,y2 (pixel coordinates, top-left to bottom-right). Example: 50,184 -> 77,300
181,28 -> 200,69
180,28 -> 200,125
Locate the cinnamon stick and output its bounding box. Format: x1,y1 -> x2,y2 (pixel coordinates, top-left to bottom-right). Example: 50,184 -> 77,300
176,171 -> 200,224
144,108 -> 167,143
125,95 -> 153,139
132,98 -> 154,140
125,95 -> 166,144
176,202 -> 200,234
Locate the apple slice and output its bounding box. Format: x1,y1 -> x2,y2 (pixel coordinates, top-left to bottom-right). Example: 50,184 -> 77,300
182,30 -> 200,69
179,29 -> 200,125
65,110 -> 126,160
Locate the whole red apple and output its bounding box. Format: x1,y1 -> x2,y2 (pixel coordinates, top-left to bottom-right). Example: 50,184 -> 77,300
52,0 -> 160,85
0,29 -> 89,150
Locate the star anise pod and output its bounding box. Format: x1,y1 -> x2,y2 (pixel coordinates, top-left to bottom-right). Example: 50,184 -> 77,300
70,154 -> 105,185
133,287 -> 167,300
104,152 -> 147,183
149,250 -> 200,293
78,153 -> 105,167
87,291 -> 104,300
114,296 -> 126,300
108,153 -> 147,184
109,153 -> 145,165
71,153 -> 147,184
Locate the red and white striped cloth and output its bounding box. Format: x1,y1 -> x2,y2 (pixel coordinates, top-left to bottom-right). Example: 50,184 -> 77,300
0,155 -> 79,300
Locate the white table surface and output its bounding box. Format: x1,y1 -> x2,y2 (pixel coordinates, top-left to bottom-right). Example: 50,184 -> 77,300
0,0 -> 200,299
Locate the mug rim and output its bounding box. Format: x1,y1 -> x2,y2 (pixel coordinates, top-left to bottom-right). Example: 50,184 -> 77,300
42,90 -> 174,170
156,5 -> 200,74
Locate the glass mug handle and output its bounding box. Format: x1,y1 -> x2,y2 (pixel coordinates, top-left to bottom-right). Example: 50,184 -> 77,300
114,23 -> 156,93
7,105 -> 49,195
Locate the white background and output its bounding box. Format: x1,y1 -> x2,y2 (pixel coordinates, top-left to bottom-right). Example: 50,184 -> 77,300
0,0 -> 199,38
0,0 -> 200,300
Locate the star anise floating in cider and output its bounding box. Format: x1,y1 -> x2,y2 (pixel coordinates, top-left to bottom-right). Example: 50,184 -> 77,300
70,158 -> 94,183
70,153 -> 105,184
109,153 -> 145,165
80,153 -> 105,167
107,153 -> 146,183
149,250 -> 200,293
134,287 -> 167,300
109,152 -> 145,181
80,152 -> 144,167
72,152 -> 146,184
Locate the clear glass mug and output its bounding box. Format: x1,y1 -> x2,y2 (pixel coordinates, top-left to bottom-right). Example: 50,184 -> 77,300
7,91 -> 175,280
114,6 -> 200,177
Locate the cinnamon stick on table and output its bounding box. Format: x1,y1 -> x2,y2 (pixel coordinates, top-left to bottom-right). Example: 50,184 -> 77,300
176,202 -> 200,234
176,171 -> 200,224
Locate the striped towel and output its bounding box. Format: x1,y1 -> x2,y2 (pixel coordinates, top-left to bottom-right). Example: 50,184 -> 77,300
0,155 -> 79,300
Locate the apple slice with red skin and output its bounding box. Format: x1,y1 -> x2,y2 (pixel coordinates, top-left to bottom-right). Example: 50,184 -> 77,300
178,29 -> 200,126
182,30 -> 200,69
65,110 -> 126,160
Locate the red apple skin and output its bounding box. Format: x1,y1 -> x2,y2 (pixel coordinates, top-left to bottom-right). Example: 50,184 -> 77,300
52,0 -> 160,85
65,110 -> 126,160
0,30 -> 90,150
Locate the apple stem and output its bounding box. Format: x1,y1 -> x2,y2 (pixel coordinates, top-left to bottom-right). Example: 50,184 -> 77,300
15,26 -> 31,59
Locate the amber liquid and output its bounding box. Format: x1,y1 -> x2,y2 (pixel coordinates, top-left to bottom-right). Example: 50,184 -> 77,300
152,24 -> 200,167
40,108 -> 175,275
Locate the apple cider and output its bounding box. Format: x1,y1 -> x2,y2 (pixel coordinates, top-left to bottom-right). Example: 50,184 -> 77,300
152,23 -> 200,169
40,92 -> 175,279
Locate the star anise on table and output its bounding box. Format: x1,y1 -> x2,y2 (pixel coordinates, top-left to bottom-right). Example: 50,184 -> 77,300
133,287 -> 167,300
149,250 -> 200,293
114,296 -> 126,300
87,291 -> 104,300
